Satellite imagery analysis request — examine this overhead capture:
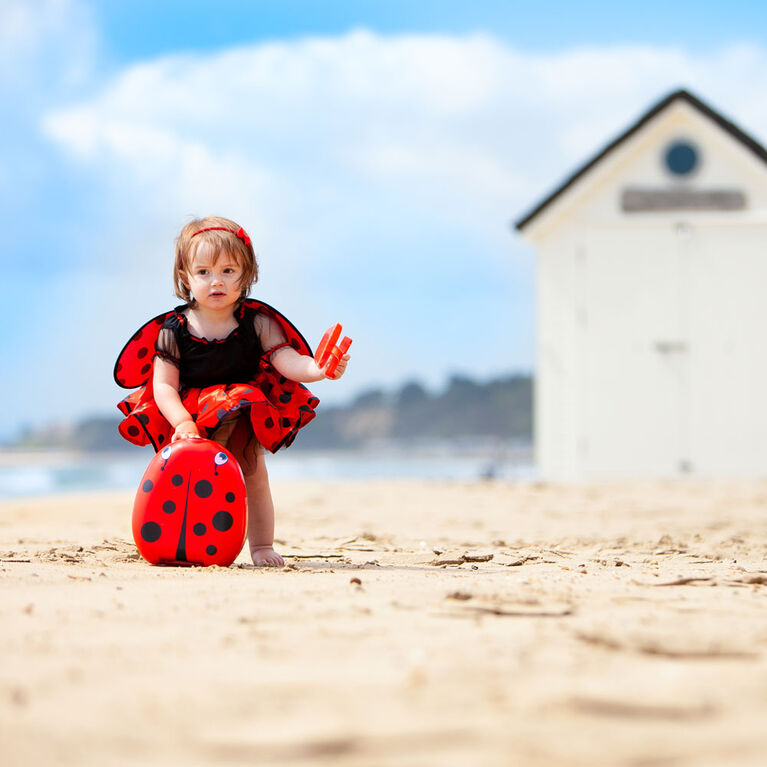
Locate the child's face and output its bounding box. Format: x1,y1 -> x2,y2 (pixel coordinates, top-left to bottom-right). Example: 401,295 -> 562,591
184,242 -> 244,311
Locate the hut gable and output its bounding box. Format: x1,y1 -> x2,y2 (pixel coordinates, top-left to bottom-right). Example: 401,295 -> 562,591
516,89 -> 767,242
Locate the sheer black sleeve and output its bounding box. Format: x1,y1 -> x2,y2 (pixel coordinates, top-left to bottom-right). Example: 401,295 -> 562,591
254,312 -> 292,359
154,326 -> 180,368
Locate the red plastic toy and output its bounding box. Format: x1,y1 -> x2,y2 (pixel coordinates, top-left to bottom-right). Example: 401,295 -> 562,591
132,438 -> 247,567
315,323 -> 352,377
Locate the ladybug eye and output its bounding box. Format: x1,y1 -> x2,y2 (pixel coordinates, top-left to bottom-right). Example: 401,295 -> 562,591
161,446 -> 172,459
214,452 -> 228,466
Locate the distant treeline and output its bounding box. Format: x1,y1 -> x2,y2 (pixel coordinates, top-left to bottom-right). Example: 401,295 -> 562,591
12,374 -> 533,451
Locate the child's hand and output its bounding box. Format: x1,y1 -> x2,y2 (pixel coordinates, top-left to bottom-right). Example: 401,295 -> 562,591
172,420 -> 201,442
323,353 -> 350,380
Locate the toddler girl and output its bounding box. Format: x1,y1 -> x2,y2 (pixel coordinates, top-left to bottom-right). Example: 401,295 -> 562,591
114,216 -> 349,567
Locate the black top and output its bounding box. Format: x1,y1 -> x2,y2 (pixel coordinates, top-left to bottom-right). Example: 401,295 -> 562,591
154,304 -> 283,388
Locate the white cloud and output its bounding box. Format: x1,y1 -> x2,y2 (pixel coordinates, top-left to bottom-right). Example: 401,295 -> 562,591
43,33 -> 767,233
0,0 -> 97,95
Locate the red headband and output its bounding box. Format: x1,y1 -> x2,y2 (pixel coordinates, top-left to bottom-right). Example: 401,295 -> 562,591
191,226 -> 251,247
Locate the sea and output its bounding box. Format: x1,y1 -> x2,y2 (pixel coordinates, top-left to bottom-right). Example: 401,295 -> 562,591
0,441 -> 536,500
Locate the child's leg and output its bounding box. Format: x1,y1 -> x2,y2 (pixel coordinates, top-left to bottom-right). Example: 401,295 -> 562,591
243,457 -> 284,568
220,415 -> 284,568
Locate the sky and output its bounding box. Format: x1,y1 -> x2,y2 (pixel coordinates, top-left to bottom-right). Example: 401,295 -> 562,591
3,0 -> 767,440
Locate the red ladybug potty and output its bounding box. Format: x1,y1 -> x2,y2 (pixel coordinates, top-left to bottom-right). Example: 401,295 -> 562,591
132,438 -> 247,567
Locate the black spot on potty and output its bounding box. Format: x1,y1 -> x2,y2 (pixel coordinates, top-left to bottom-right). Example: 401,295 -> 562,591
264,417 -> 274,428
206,545 -> 217,556
225,492 -> 235,503
194,479 -> 213,498
193,523 -> 206,536
141,521 -> 161,543
141,364 -> 151,375
162,500 -> 176,514
279,393 -> 292,404
172,474 -> 183,486
127,425 -> 140,437
137,347 -> 148,359
137,413 -> 150,425
142,479 -> 153,492
212,511 -> 234,532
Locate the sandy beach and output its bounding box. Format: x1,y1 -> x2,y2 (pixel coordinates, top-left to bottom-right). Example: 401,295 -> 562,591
1,478 -> 767,766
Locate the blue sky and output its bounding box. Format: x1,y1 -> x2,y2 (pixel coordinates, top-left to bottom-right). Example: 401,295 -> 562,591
3,0 -> 767,440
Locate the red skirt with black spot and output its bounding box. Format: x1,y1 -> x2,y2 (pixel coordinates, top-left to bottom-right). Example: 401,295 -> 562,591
114,301 -> 320,453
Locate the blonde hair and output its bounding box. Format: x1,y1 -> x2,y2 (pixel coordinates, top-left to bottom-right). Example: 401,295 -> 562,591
174,216 -> 258,305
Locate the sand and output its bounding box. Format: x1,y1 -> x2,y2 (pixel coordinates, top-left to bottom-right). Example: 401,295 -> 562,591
1,478 -> 767,766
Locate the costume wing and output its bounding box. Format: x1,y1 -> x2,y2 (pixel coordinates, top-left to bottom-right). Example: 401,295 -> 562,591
113,300 -> 313,390
114,312 -> 172,389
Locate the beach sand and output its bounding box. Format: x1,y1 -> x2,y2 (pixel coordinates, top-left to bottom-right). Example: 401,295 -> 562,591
1,478 -> 767,766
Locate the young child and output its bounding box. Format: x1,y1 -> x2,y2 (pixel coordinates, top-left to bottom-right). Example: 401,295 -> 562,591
114,216 -> 349,567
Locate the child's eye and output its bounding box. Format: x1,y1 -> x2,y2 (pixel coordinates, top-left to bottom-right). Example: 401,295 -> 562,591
197,269 -> 208,275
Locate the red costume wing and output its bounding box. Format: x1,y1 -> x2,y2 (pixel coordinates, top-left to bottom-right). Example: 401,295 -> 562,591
114,311 -> 173,389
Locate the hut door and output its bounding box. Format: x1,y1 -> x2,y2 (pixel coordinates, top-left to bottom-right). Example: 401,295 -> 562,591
577,228 -> 690,477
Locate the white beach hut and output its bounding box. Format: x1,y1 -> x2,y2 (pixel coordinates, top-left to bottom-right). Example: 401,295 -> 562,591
516,89 -> 767,480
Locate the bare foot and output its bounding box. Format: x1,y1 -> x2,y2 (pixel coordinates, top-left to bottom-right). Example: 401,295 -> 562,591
251,546 -> 285,568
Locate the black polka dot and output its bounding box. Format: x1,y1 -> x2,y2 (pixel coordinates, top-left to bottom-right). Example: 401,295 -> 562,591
281,417 -> 292,428
127,425 -> 139,437
140,364 -> 151,375
264,417 -> 274,429
142,479 -> 153,492
299,405 -> 312,413
132,329 -> 143,341
162,500 -> 176,514
278,376 -> 288,384
116,363 -> 122,372
225,492 -> 235,503
137,413 -> 149,425
193,523 -> 206,536
137,347 -> 149,359
194,480 -> 213,498
206,545 -> 217,556
290,339 -> 300,349
212,511 -> 233,532
171,474 -> 183,486
279,393 -> 292,404
158,434 -> 165,444
140,521 -> 161,542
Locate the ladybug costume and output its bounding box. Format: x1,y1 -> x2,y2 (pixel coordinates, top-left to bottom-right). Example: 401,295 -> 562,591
114,299 -> 320,453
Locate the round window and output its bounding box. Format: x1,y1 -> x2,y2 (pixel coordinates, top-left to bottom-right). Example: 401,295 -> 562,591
664,140 -> 699,176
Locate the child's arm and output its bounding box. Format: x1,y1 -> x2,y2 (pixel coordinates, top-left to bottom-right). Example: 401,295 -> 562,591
153,358 -> 200,440
270,347 -> 350,382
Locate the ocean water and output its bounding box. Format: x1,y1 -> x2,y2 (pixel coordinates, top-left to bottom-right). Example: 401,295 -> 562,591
0,444 -> 535,500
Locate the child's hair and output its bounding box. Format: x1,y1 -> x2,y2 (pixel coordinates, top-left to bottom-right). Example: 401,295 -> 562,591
174,216 -> 259,304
